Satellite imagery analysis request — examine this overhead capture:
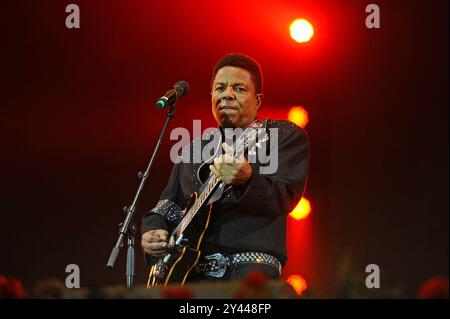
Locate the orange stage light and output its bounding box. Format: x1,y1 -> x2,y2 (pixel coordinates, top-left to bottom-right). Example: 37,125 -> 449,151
289,19 -> 314,43
288,106 -> 309,128
287,274 -> 308,296
289,197 -> 311,220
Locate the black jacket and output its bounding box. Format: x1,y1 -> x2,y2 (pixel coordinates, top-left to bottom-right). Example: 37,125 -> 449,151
141,119 -> 310,265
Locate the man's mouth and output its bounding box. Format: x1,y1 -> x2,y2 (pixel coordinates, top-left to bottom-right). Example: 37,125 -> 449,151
218,104 -> 238,111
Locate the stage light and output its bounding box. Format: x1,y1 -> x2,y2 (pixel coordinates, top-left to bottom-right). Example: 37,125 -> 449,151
289,197 -> 311,220
287,274 -> 308,296
288,106 -> 309,128
289,19 -> 314,43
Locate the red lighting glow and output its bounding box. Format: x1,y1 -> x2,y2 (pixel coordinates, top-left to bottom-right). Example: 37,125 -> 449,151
289,197 -> 311,220
289,19 -> 314,43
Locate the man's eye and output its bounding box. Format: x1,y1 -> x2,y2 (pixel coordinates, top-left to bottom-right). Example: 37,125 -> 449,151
215,87 -> 224,91
235,87 -> 245,92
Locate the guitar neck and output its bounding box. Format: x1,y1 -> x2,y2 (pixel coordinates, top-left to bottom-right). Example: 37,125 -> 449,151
174,174 -> 220,236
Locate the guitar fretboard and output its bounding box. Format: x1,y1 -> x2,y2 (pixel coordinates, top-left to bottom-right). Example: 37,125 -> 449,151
175,174 -> 220,236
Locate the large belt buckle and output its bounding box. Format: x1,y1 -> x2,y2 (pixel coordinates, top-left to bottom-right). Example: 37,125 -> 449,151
203,253 -> 228,278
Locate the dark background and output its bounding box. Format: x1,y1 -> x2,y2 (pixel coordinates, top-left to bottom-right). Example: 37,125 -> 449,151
1,0 -> 448,297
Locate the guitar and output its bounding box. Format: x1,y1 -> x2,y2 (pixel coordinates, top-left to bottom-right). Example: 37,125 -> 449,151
147,119 -> 269,287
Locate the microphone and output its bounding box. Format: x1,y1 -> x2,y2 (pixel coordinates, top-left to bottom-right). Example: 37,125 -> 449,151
155,81 -> 190,109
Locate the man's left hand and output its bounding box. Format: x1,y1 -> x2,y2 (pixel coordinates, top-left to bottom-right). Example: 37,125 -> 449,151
209,143 -> 252,185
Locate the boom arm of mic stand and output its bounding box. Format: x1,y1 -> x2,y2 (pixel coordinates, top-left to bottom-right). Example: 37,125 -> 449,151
106,103 -> 177,288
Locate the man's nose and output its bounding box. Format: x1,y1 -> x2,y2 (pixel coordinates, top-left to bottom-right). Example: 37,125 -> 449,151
220,86 -> 236,100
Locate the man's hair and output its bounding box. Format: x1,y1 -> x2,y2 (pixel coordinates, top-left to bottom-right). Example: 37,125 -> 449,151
211,53 -> 263,94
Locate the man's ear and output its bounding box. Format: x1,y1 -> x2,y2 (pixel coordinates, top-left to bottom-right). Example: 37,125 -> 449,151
256,94 -> 264,109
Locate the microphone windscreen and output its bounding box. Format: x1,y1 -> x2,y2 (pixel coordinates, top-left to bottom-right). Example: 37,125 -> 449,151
175,81 -> 190,96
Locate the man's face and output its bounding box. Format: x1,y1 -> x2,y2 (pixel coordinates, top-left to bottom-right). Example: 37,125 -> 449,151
211,66 -> 263,128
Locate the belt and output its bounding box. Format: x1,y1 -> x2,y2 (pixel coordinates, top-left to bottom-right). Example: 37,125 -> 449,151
196,252 -> 282,278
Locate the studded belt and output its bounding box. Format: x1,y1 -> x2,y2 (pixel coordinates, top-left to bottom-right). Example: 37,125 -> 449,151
196,252 -> 282,278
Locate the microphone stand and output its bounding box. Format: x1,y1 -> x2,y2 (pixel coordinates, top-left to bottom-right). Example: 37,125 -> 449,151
106,102 -> 177,288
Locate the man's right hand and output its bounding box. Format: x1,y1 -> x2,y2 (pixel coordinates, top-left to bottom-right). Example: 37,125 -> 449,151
141,229 -> 169,257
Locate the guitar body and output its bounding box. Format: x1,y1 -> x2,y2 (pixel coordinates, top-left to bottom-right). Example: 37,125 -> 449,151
147,193 -> 213,287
